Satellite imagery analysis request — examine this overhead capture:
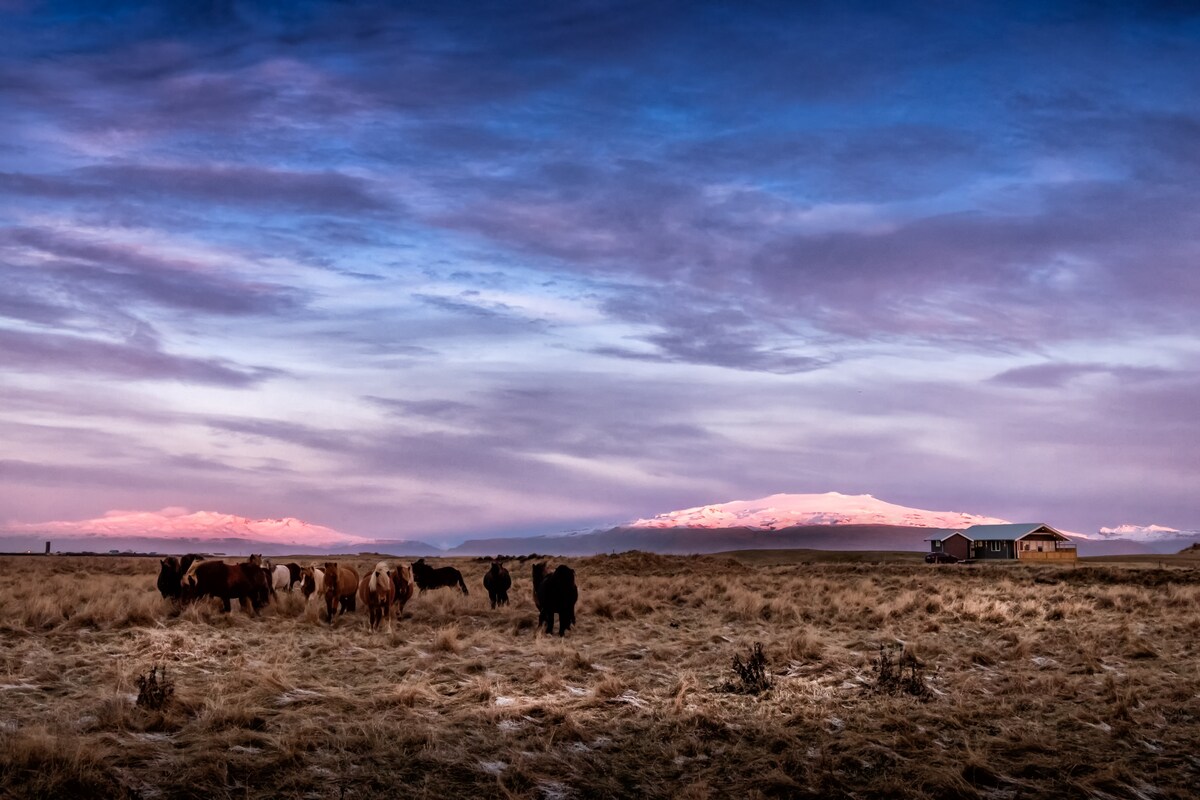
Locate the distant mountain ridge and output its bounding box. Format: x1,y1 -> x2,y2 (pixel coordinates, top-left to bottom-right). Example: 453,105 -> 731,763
6,508 -> 370,547
4,495 -> 1191,557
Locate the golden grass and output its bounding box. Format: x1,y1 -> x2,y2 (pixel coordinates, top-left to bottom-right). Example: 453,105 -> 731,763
0,554 -> 1198,798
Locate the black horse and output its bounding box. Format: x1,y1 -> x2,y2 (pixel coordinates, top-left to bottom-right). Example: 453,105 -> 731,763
411,558 -> 469,595
532,562 -> 577,636
483,561 -> 511,609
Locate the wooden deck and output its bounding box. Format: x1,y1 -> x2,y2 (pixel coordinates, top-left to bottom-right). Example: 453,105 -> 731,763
1017,549 -> 1077,562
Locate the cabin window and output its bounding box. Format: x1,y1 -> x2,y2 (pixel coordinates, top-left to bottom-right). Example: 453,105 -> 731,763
989,541 -> 1002,552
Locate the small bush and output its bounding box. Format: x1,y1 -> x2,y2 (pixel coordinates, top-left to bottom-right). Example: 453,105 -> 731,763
869,645 -> 931,700
135,665 -> 174,711
725,642 -> 771,695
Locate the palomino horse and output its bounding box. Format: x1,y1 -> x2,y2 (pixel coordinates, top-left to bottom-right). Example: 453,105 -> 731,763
357,561 -> 395,633
322,562 -> 359,624
389,563 -> 415,618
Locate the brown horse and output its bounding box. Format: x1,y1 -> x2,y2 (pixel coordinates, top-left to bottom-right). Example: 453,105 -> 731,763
358,561 -> 395,633
390,563 -> 415,618
322,562 -> 359,624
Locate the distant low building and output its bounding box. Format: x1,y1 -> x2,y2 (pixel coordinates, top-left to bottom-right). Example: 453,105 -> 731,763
928,523 -> 1077,562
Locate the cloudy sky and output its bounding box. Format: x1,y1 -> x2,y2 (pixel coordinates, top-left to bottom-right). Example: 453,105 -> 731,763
1,1 -> 1197,543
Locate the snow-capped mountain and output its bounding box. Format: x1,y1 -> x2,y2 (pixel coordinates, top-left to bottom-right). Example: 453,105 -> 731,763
1098,524 -> 1198,543
7,507 -> 371,547
630,492 -> 1009,530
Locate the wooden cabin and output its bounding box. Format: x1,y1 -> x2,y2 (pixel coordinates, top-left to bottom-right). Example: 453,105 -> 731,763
928,523 -> 1077,562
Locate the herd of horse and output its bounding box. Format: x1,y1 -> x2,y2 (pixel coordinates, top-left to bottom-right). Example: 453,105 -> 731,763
156,554 -> 578,635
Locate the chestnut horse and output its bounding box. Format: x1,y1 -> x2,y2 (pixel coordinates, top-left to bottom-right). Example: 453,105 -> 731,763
389,563 -> 415,617
322,562 -> 359,624
358,561 -> 395,633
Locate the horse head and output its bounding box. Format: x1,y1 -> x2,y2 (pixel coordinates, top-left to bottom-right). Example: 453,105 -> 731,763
322,562 -> 340,596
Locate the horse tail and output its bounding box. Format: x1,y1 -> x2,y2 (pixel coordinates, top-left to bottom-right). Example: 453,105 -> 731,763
458,571 -> 469,595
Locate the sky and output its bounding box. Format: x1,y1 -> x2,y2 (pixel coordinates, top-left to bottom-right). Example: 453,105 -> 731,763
1,0 -> 1198,544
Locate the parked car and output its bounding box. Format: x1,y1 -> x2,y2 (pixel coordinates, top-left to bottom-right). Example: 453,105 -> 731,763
924,552 -> 959,564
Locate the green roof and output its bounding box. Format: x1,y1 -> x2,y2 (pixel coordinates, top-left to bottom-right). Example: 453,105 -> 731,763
964,523 -> 1064,541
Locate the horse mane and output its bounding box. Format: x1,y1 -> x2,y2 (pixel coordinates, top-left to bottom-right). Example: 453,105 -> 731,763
182,557 -> 206,586
369,560 -> 390,593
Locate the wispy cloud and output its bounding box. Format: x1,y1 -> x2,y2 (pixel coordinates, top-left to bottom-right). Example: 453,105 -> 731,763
0,1 -> 1197,538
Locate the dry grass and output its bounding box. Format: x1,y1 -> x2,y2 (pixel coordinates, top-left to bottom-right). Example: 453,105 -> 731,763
1,553 -> 1199,798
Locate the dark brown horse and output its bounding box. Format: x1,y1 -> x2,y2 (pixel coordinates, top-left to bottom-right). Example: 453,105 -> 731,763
389,563 -> 415,617
533,563 -> 577,636
156,554 -> 199,599
180,558 -> 271,613
411,559 -> 468,595
483,561 -> 511,609
532,562 -> 546,611
284,562 -> 302,590
322,562 -> 359,624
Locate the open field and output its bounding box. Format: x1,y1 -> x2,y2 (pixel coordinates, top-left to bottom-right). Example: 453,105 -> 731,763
716,548 -> 926,565
2,553 -> 1200,799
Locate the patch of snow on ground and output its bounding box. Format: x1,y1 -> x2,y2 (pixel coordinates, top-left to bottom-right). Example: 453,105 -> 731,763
275,688 -> 323,705
539,782 -> 572,800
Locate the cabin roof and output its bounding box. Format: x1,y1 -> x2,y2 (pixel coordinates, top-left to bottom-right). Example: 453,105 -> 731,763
928,523 -> 1067,543
963,523 -> 1067,541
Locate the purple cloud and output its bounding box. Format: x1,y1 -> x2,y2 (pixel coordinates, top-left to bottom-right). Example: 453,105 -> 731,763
0,328 -> 279,386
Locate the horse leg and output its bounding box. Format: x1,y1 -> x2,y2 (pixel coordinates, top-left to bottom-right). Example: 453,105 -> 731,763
222,596 -> 232,613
